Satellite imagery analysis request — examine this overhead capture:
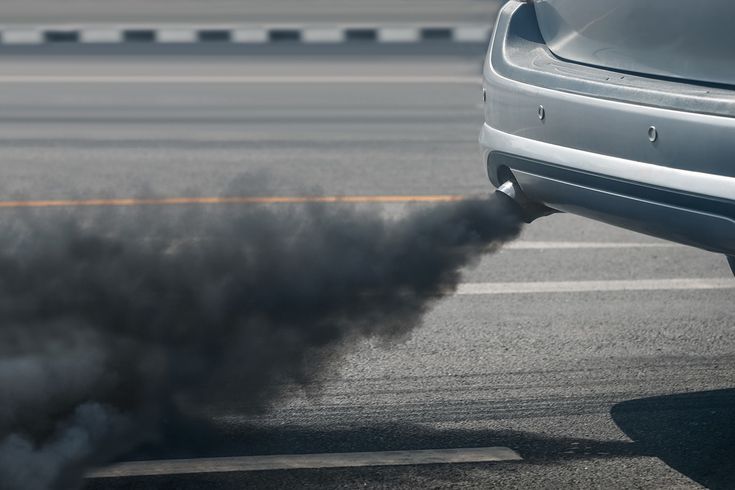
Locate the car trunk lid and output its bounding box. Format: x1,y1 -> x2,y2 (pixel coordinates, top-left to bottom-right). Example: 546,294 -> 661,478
534,0 -> 735,87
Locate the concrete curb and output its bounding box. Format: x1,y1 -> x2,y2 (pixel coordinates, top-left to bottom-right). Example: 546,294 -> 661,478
0,25 -> 492,45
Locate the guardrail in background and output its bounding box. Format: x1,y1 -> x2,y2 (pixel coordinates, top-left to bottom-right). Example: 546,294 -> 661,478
0,25 -> 492,45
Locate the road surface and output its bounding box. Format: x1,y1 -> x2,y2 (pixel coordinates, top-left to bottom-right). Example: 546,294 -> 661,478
0,0 -> 503,25
0,54 -> 731,489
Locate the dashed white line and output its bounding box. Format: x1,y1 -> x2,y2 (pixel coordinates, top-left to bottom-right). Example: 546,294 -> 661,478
453,26 -> 492,42
505,241 -> 680,250
0,24 -> 492,46
1,29 -> 43,44
303,28 -> 345,43
231,28 -> 268,43
88,447 -> 522,478
456,278 -> 734,295
79,29 -> 123,43
155,29 -> 198,43
378,27 -> 421,43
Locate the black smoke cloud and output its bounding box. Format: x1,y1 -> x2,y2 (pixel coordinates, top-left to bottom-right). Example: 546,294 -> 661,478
0,193 -> 523,489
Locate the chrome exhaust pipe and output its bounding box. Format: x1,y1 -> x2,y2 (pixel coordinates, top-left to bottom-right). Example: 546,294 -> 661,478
495,178 -> 555,224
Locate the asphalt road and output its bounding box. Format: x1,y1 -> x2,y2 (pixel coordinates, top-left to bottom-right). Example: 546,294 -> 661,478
0,0 -> 502,25
0,54 -> 732,489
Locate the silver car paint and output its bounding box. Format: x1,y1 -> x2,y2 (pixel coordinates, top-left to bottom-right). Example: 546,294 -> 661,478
484,1 -> 735,190
481,1 -> 735,254
534,0 -> 735,86
481,124 -> 735,253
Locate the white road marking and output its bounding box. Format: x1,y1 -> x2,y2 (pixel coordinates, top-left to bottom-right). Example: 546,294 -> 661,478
156,29 -> 198,43
505,241 -> 681,250
378,27 -> 421,43
453,26 -> 492,42
303,28 -> 345,43
231,28 -> 268,43
0,24 -> 492,46
1,29 -> 43,44
88,447 -> 522,478
456,278 -> 734,295
0,75 -> 480,84
79,29 -> 123,43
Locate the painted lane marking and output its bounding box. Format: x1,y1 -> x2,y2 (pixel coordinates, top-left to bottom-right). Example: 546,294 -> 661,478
88,447 -> 522,478
0,25 -> 492,46
155,29 -> 198,43
0,75 -> 480,84
231,28 -> 268,43
453,26 -> 493,43
505,241 -> 680,250
0,197 -> 705,252
0,195 -> 466,208
1,30 -> 43,44
456,278 -> 734,295
378,27 -> 421,43
303,27 -> 346,43
79,29 -> 124,43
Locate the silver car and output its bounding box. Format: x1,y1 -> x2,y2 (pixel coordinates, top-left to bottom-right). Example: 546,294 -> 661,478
481,0 -> 735,274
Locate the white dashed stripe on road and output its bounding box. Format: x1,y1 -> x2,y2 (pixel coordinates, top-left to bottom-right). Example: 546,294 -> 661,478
79,29 -> 123,43
0,25 -> 492,45
378,27 -> 421,43
155,28 -> 198,44
231,28 -> 268,43
456,278 -> 734,295
1,29 -> 43,44
303,27 -> 345,43
88,447 -> 522,478
505,241 -> 681,250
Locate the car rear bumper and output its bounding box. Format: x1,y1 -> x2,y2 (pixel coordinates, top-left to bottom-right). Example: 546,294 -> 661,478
481,1 -> 735,255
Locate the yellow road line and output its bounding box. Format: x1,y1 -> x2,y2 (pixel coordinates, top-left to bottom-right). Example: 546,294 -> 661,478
0,194 -> 467,208
0,75 -> 481,85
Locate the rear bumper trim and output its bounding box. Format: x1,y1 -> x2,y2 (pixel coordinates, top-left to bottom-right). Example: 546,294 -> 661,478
489,151 -> 735,221
480,122 -> 735,205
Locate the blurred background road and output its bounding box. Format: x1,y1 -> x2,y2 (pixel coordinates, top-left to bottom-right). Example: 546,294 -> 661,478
0,0 -> 502,25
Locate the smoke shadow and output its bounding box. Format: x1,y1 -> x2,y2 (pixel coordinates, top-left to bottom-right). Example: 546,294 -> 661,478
611,388 -> 735,490
119,418 -> 640,462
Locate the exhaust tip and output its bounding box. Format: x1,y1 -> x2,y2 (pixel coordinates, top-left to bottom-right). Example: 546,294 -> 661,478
497,180 -> 520,202
494,178 -> 555,224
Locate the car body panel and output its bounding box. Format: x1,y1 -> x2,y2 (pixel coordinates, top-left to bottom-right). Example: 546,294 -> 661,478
534,0 -> 735,86
481,1 -> 735,255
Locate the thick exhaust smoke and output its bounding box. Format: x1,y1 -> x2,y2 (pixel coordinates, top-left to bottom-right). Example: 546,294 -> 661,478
0,193 -> 523,489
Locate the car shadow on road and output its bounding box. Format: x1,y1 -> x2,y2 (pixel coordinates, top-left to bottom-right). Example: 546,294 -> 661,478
611,388 -> 735,490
